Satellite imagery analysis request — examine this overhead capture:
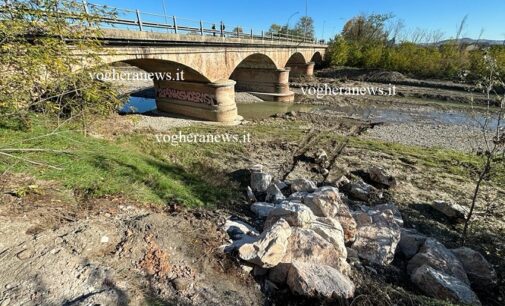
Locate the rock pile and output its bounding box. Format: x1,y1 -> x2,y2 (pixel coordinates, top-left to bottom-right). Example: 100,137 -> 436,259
221,165 -> 496,305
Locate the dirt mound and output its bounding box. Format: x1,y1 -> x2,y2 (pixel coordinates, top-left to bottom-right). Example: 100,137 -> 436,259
363,71 -> 407,83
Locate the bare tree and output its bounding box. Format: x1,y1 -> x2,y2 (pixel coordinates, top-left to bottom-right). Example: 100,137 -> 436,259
462,50 -> 505,244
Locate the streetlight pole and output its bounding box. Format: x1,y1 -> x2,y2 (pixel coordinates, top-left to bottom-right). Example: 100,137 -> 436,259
286,11 -> 299,36
304,0 -> 308,41
162,0 -> 169,33
322,20 -> 326,42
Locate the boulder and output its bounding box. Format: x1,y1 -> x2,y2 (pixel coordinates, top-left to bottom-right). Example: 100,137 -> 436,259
264,202 -> 316,229
286,261 -> 355,300
398,229 -> 427,259
352,211 -> 372,227
346,180 -> 377,202
352,223 -> 400,266
251,171 -> 272,193
352,208 -> 401,265
302,186 -> 342,217
368,166 -> 397,188
282,228 -> 350,274
432,200 -> 468,222
238,219 -> 292,268
223,219 -> 259,240
335,204 -> 357,243
311,218 -> 347,257
407,239 -> 470,285
290,178 -> 317,193
265,183 -> 286,203
223,235 -> 257,253
250,202 -> 276,218
370,203 -> 403,227
451,247 -> 497,288
411,265 -> 481,305
287,191 -> 308,202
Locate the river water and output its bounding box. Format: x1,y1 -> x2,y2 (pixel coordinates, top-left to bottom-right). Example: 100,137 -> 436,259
120,96 -> 500,129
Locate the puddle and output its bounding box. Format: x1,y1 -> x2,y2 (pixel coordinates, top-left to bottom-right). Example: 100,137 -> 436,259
120,96 -> 157,114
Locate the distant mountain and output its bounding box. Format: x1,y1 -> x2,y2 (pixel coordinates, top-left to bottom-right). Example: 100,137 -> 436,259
435,38 -> 504,46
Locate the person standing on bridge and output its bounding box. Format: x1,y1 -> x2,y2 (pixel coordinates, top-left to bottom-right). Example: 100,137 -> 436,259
211,24 -> 216,36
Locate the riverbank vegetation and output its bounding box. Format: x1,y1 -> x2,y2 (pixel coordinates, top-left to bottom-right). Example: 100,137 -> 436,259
327,14 -> 505,80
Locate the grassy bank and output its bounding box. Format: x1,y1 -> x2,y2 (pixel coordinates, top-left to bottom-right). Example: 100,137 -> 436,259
0,115 -> 243,207
1,114 -> 501,208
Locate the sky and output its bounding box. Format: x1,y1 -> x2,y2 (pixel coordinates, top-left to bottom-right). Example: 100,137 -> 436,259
90,0 -> 505,41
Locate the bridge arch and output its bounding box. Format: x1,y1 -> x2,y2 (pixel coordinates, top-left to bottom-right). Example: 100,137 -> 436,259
285,52 -> 308,67
311,51 -> 324,69
230,53 -> 278,73
119,59 -> 211,82
229,53 -> 293,102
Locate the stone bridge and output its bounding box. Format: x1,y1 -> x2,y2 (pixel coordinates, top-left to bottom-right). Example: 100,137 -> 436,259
88,29 -> 327,122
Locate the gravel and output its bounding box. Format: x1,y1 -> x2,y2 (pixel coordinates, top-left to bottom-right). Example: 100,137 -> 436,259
235,92 -> 264,103
364,122 -> 486,152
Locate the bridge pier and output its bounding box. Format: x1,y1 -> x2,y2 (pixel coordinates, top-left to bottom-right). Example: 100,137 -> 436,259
230,67 -> 295,102
286,61 -> 315,80
154,79 -> 238,122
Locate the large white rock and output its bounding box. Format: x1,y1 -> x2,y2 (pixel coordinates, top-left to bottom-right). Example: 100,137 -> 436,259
411,265 -> 481,305
407,239 -> 470,285
286,261 -> 355,300
302,186 -> 342,217
352,224 -> 400,266
238,219 -> 292,268
351,209 -> 401,266
282,228 -> 350,275
451,247 -> 498,288
311,218 -> 347,257
264,202 -> 316,229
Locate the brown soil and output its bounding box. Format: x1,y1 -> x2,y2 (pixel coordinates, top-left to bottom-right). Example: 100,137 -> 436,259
0,174 -> 263,306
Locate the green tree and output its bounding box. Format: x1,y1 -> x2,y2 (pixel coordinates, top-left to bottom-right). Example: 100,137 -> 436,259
342,13 -> 393,44
328,36 -> 349,66
0,0 -> 121,130
293,16 -> 315,40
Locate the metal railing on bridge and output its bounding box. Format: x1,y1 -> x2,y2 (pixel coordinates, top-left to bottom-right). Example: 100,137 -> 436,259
0,0 -> 326,44
78,1 -> 323,44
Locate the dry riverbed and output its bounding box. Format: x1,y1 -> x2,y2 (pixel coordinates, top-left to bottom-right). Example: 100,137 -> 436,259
1,69 -> 504,305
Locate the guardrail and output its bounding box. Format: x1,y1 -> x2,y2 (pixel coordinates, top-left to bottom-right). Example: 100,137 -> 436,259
80,1 -> 323,44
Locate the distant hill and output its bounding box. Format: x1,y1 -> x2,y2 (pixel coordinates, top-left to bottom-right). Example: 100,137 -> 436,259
435,38 -> 504,46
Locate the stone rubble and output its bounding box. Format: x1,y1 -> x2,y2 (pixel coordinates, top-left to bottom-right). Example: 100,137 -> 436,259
221,165 -> 491,304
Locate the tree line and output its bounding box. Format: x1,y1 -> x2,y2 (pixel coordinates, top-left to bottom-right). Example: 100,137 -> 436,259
326,14 -> 505,80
